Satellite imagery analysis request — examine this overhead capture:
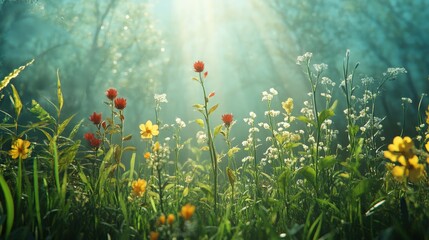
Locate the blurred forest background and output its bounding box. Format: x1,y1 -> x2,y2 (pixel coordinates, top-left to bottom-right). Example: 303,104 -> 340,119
1,0 -> 428,144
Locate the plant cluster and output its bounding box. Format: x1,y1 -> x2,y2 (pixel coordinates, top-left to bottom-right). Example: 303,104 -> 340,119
1,52 -> 429,239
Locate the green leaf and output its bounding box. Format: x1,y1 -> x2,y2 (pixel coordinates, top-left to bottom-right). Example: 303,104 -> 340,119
296,166 -> 316,187
297,115 -> 315,126
10,84 -> 22,119
183,186 -> 189,197
352,178 -> 371,199
213,124 -> 222,138
58,114 -> 75,136
195,118 -> 205,128
57,70 -> 63,113
69,119 -> 84,139
319,155 -> 337,170
208,103 -> 219,115
193,104 -> 204,109
30,100 -> 55,123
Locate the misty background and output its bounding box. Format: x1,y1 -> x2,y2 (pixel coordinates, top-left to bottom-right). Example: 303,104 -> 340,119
1,0 -> 428,156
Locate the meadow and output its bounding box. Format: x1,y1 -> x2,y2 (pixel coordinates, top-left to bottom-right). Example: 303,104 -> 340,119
1,51 -> 429,239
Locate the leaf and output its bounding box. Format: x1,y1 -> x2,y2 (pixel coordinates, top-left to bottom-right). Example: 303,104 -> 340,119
0,174 -> 14,239
297,115 -> 315,126
319,155 -> 337,170
122,134 -> 132,141
183,187 -> 189,197
57,69 -> 63,112
58,114 -> 75,136
193,104 -> 204,109
213,124 -> 223,138
10,84 -> 22,119
296,166 -> 316,187
0,59 -> 34,92
226,167 -> 236,187
352,178 -> 371,199
195,118 -> 205,128
208,104 -> 219,115
69,119 -> 84,139
30,100 -> 55,123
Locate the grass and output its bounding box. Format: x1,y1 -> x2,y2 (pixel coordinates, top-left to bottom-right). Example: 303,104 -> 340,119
1,52 -> 429,239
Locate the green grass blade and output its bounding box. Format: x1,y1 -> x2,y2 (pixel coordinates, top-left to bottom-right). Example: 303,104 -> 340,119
33,158 -> 43,238
0,174 -> 14,239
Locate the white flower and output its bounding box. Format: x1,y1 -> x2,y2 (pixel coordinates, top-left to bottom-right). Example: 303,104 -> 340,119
196,131 -> 207,144
262,91 -> 273,101
296,52 -> 313,65
269,88 -> 278,95
313,63 -> 328,72
154,93 -> 168,103
175,117 -> 186,128
250,112 -> 257,118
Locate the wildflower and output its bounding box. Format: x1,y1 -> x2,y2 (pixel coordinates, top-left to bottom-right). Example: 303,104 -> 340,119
194,61 -> 204,72
89,138 -> 101,148
152,141 -> 160,152
426,106 -> 429,125
144,152 -> 151,159
149,231 -> 159,240
269,88 -> 278,95
262,91 -> 273,101
106,88 -> 118,100
384,136 -> 425,183
222,113 -> 234,127
9,138 -> 31,160
167,214 -> 175,225
140,120 -> 159,139
154,93 -> 168,103
296,52 -> 313,65
114,97 -> 127,110
89,112 -> 102,125
131,178 -> 147,197
181,203 -> 196,220
84,132 -> 95,142
175,117 -> 186,128
158,215 -> 166,225
281,98 -> 294,115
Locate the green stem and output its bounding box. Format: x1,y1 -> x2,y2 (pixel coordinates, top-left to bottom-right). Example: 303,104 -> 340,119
33,158 -> 43,238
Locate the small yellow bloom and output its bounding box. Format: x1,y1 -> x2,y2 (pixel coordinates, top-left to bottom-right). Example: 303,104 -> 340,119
131,179 -> 147,197
158,215 -> 166,225
9,138 -> 31,160
144,152 -> 151,159
152,142 -> 160,152
180,203 -> 196,221
425,105 -> 429,125
282,98 -> 294,115
167,214 -> 175,225
140,120 -> 159,139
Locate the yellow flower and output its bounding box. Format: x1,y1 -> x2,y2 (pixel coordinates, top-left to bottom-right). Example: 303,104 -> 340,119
9,138 -> 31,160
158,215 -> 166,225
152,141 -> 160,152
131,179 -> 147,197
139,120 -> 159,139
180,203 -> 196,221
384,136 -> 426,183
144,152 -> 151,159
282,98 -> 294,115
167,214 -> 175,225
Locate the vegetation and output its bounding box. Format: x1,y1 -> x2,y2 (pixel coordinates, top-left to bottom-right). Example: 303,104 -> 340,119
1,52 -> 429,239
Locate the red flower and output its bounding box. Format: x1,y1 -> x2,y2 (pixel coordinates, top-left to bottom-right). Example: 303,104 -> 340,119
222,113 -> 234,127
84,132 -> 95,141
114,97 -> 127,110
84,132 -> 101,148
89,138 -> 101,148
89,112 -> 102,125
194,61 -> 205,73
106,88 -> 118,100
